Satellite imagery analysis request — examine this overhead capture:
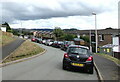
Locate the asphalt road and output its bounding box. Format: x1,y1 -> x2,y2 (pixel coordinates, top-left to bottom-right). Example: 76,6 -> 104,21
2,43 -> 98,80
1,38 -> 25,60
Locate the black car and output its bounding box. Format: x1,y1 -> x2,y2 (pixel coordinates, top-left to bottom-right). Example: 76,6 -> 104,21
36,38 -> 42,43
62,45 -> 94,74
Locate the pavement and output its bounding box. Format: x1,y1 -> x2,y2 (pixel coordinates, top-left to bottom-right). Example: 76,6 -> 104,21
0,38 -> 25,60
93,54 -> 120,81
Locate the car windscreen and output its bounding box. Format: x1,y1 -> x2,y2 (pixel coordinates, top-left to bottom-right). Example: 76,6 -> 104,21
68,47 -> 88,55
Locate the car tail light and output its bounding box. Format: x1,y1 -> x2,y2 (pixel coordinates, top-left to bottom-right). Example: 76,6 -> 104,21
65,44 -> 68,47
64,53 -> 69,58
32,39 -> 35,40
86,56 -> 93,62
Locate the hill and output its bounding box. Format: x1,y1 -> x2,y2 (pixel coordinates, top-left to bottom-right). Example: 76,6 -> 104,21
0,31 -> 16,46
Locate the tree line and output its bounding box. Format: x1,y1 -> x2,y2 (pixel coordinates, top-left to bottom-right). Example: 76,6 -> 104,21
53,27 -> 89,42
2,22 -> 89,42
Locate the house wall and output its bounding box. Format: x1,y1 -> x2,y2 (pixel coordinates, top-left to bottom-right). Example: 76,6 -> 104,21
98,34 -> 112,46
1,27 -> 6,32
113,37 -> 119,45
79,34 -> 112,47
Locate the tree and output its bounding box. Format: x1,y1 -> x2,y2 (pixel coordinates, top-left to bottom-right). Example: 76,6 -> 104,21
53,27 -> 64,40
69,28 -> 78,31
12,29 -> 20,36
80,36 -> 90,42
2,22 -> 12,32
62,33 -> 76,41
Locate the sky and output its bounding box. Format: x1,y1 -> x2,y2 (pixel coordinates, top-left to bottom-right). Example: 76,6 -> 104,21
0,0 -> 119,30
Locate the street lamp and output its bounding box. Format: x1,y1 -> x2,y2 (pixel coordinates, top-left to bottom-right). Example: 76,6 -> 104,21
89,30 -> 92,52
92,12 -> 98,53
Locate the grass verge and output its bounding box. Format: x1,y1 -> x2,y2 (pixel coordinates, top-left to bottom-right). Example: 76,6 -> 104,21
0,31 -> 16,47
2,40 -> 45,63
96,53 -> 120,65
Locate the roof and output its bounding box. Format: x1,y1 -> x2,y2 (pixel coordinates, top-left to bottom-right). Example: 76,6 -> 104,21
100,44 -> 118,48
73,38 -> 84,41
69,45 -> 89,49
0,24 -> 7,27
67,28 -> 119,35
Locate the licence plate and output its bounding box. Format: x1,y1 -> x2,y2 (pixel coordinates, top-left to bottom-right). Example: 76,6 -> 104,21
71,63 -> 84,67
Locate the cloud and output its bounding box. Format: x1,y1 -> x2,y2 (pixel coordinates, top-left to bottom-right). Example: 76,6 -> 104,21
118,1 -> 120,29
1,0 -> 115,24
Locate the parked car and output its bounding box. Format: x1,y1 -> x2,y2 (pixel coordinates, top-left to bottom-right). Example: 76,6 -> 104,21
61,41 -> 75,51
46,39 -> 54,46
62,45 -> 94,74
52,41 -> 59,47
31,37 -> 37,42
42,40 -> 47,44
36,38 -> 42,43
52,41 -> 64,48
39,39 -> 43,44
57,41 -> 64,48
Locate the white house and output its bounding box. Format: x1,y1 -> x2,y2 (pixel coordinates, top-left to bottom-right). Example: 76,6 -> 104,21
0,24 -> 7,32
0,27 -> 6,32
113,36 -> 120,52
112,35 -> 120,59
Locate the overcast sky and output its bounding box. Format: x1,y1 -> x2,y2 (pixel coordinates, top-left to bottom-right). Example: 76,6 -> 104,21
0,0 -> 119,30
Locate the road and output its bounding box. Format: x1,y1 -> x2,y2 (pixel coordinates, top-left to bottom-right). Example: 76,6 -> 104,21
1,38 -> 25,60
2,44 -> 98,80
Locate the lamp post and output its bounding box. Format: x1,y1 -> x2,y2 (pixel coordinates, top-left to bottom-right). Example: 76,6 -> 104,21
92,12 -> 98,53
89,30 -> 92,52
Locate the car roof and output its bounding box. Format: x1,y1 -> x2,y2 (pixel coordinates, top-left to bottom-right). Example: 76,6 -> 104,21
69,45 -> 89,49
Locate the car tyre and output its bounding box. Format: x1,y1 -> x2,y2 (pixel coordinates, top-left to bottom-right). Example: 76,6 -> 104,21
63,63 -> 68,70
88,67 -> 94,74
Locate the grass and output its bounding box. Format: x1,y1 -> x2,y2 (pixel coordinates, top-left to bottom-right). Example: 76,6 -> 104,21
96,53 -> 120,65
0,31 -> 16,47
2,40 -> 45,63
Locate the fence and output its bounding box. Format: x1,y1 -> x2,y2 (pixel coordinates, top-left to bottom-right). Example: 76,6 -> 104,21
98,47 -> 120,59
99,47 -> 113,56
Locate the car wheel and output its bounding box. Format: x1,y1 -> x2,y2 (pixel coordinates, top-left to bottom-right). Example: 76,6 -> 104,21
63,63 -> 68,70
63,63 -> 67,70
88,67 -> 94,74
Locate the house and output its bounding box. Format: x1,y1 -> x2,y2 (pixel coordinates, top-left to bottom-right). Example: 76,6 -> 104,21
112,34 -> 120,59
32,30 -> 54,39
0,24 -> 7,32
66,27 -> 120,52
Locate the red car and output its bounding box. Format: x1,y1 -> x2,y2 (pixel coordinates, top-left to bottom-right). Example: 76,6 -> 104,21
31,38 -> 37,42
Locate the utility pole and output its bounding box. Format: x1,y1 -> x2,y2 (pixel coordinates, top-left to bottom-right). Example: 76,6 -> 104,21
89,30 -> 92,52
92,12 -> 98,53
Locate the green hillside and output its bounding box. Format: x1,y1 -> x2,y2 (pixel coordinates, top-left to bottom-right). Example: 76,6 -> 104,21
0,31 -> 16,47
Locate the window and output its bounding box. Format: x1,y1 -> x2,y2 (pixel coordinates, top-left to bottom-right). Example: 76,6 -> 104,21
91,33 -> 95,42
68,47 -> 88,55
99,34 -> 104,41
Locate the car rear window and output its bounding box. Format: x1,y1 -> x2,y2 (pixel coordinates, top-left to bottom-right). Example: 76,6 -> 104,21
68,47 -> 88,55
